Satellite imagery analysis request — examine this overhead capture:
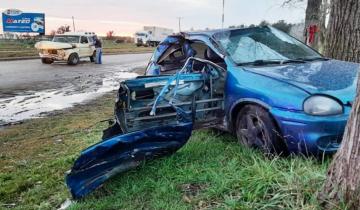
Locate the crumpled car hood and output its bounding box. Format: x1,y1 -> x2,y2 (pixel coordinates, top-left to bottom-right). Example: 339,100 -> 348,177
35,41 -> 73,50
243,59 -> 360,104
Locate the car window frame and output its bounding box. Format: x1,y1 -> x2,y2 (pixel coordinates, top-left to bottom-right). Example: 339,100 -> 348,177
80,36 -> 89,44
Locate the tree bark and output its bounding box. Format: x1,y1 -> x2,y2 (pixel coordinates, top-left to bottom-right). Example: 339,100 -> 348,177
318,0 -> 330,53
318,74 -> 360,209
319,3 -> 360,208
304,0 -> 323,50
325,0 -> 360,62
283,0 -> 329,52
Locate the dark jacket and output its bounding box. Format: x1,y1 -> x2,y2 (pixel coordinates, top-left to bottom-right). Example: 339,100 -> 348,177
94,38 -> 102,48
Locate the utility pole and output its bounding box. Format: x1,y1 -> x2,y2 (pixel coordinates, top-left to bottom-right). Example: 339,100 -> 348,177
222,0 -> 225,29
177,17 -> 183,32
72,16 -> 76,32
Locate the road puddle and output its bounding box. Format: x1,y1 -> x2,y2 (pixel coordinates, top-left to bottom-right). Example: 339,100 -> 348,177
0,63 -> 142,125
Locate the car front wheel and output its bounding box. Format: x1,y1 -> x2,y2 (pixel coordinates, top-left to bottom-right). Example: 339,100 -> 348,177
67,53 -> 79,65
235,105 -> 286,155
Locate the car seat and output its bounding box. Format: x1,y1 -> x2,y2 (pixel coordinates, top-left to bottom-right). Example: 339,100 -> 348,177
204,47 -> 226,68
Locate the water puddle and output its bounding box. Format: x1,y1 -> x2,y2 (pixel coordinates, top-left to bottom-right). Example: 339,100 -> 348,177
0,63 -> 143,125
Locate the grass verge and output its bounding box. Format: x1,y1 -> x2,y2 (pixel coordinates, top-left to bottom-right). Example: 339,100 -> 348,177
0,92 -> 329,210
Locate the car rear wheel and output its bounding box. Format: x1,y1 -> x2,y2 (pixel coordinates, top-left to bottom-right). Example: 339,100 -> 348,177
67,53 -> 79,65
41,58 -> 53,64
235,105 -> 286,155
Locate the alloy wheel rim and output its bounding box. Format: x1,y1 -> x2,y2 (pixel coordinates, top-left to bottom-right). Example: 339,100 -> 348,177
238,113 -> 270,151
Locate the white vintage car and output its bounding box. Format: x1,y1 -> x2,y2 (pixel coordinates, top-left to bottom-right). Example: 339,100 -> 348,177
35,32 -> 96,65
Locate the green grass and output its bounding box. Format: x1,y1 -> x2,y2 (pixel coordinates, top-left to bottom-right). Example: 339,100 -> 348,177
0,39 -> 153,58
0,93 -> 330,209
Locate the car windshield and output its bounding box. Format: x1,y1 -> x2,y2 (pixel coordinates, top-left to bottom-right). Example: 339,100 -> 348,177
53,35 -> 80,43
213,26 -> 322,65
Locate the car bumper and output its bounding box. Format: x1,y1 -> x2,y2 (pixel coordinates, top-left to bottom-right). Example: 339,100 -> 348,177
270,107 -> 350,155
39,53 -> 67,61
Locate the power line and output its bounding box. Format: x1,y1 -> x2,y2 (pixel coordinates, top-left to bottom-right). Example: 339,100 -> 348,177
177,17 -> 183,32
72,16 -> 76,32
222,0 -> 225,28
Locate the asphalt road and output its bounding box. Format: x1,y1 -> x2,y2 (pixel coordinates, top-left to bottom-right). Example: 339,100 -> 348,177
0,53 -> 152,124
0,53 -> 152,92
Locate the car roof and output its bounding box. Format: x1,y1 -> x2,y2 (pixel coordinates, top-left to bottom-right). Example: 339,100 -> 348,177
62,32 -> 96,36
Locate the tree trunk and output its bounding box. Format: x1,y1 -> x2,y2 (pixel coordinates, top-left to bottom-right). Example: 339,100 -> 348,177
318,75 -> 360,209
317,0 -> 330,53
325,0 -> 360,62
283,0 -> 328,52
319,1 -> 360,207
304,0 -> 323,50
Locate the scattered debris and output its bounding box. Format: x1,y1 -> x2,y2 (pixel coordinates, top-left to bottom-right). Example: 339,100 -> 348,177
57,198 -> 73,210
179,183 -> 208,204
1,203 -> 16,208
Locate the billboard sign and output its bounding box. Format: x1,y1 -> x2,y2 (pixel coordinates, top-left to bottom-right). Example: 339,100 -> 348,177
2,9 -> 45,33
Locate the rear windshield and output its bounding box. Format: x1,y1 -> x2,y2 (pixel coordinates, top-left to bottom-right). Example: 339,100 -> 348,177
53,36 -> 80,43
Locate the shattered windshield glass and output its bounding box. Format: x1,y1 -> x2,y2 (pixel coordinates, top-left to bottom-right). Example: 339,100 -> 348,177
213,26 -> 322,65
53,35 -> 80,43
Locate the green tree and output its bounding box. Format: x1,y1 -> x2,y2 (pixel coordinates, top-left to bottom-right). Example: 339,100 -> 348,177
271,20 -> 293,33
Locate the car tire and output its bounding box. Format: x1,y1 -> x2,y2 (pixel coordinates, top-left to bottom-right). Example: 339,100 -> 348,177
235,105 -> 287,155
90,51 -> 95,62
67,53 -> 79,65
41,58 -> 53,64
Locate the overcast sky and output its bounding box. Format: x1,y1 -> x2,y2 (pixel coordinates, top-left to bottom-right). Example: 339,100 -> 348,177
0,0 -> 307,36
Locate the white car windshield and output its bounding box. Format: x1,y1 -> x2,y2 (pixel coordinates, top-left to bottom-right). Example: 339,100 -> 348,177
136,33 -> 147,37
53,35 -> 80,43
213,26 -> 322,65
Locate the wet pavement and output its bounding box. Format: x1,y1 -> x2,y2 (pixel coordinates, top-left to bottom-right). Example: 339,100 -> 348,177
0,53 -> 152,125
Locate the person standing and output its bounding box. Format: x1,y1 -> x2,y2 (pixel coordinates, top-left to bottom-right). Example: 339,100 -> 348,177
94,36 -> 102,64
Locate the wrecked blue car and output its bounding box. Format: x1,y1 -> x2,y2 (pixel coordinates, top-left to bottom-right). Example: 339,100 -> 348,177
66,26 -> 359,198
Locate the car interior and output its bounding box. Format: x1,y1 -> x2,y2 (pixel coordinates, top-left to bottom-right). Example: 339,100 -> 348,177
156,40 -> 227,74
80,36 -> 88,44
114,56 -> 226,134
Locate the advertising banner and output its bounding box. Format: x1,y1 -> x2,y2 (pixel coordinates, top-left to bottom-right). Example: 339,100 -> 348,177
2,9 -> 45,34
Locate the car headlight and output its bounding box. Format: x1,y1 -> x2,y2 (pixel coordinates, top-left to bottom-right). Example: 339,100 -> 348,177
304,95 -> 343,116
58,50 -> 65,57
